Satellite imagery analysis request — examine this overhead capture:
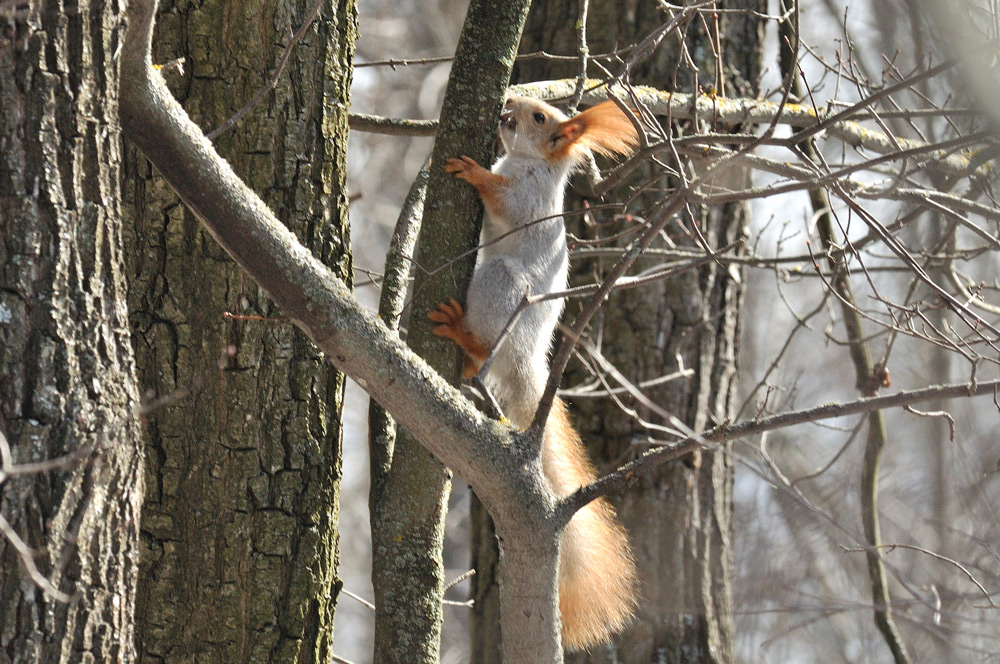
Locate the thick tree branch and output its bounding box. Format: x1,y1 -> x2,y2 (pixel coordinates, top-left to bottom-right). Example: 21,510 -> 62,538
119,1 -> 565,662
118,0 -> 533,524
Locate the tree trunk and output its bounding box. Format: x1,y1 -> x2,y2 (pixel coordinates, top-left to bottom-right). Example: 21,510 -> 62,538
471,2 -> 762,661
122,1 -> 356,661
367,1 -> 530,661
0,2 -> 144,662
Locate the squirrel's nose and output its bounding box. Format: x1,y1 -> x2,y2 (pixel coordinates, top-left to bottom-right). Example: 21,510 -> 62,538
500,109 -> 515,127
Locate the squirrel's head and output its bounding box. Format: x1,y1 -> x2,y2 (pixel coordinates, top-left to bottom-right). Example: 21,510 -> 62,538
498,95 -> 639,164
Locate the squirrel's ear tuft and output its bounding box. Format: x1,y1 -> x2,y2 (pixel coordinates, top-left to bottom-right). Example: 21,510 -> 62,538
554,100 -> 639,159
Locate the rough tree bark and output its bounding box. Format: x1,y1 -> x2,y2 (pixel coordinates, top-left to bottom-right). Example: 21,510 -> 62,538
118,0 -> 575,659
471,2 -> 763,662
367,1 -> 530,662
121,1 -> 356,661
0,2 -> 144,662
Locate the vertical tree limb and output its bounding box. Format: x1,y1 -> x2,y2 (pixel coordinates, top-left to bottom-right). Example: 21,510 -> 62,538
779,4 -> 912,661
369,1 -> 533,661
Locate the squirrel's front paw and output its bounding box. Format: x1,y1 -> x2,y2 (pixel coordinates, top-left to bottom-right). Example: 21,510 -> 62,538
444,157 -> 509,216
444,156 -> 482,180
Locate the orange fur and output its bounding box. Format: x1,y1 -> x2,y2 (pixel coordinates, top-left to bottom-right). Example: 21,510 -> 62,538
549,100 -> 639,162
429,298 -> 489,379
433,95 -> 638,651
427,301 -> 639,648
445,156 -> 510,219
543,399 -> 637,651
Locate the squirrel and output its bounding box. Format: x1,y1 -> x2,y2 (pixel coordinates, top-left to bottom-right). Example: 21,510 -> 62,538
429,95 -> 639,651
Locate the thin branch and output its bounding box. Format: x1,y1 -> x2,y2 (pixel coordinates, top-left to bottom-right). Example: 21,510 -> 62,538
475,288 -> 531,382
841,543 -> 998,609
708,378 -> 999,441
0,431 -> 81,602
560,365 -> 693,398
355,55 -> 455,68
341,588 -> 376,611
369,160 -> 428,495
348,113 -> 438,136
353,47 -> 641,70
332,655 -> 359,664
559,377 -> 1000,518
903,404 -> 957,442
0,513 -> 72,602
510,74 -> 994,178
531,194 -> 690,436
445,568 -> 476,592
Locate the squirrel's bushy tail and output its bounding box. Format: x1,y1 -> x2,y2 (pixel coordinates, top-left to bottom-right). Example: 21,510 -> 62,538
542,398 -> 637,651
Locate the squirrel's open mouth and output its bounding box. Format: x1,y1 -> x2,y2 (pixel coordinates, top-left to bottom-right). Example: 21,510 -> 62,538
500,108 -> 516,132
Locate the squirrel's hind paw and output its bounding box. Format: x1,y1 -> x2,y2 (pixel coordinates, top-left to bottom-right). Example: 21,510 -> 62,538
429,299 -> 490,367
429,297 -> 463,323
429,298 -> 466,342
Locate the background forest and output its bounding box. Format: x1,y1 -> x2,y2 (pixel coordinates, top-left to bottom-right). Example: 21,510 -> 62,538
1,0 -> 998,663
339,0 -> 1000,662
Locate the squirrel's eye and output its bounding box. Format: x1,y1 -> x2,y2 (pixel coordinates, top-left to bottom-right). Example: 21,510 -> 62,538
533,112 -> 546,124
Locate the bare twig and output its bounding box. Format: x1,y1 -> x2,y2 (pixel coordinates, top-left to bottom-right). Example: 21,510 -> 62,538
560,377 -> 1000,519
841,543 -> 998,609
0,432 -> 75,602
341,588 -> 376,611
